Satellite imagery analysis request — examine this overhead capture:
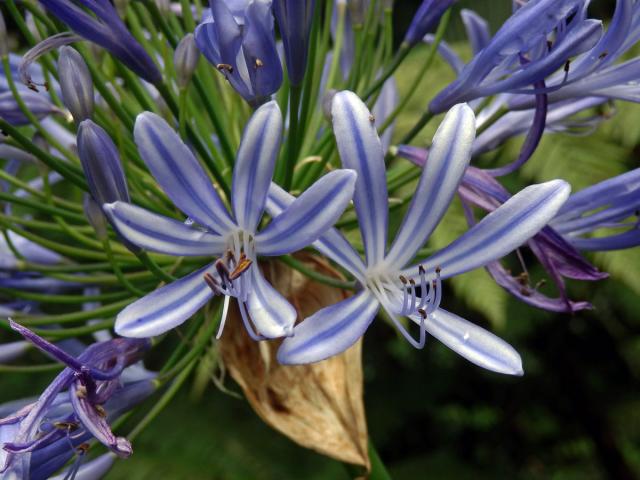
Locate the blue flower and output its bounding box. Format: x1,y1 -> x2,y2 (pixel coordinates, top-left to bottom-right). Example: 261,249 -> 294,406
272,0 -> 316,86
0,321 -> 152,479
195,0 -> 283,107
37,0 -> 162,84
104,101 -> 356,340
271,91 -> 570,374
397,145 -> 607,313
429,0 -> 602,113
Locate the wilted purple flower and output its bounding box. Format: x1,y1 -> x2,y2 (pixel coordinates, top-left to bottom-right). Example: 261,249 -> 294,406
272,92 -> 570,374
404,0 -> 456,47
0,321 -> 152,479
273,0 -> 316,86
430,0 -> 602,113
37,0 -> 162,84
195,0 -> 283,107
397,146 -> 607,313
103,101 -> 356,340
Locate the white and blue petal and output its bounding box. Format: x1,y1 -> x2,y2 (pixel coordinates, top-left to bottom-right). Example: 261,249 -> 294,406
232,101 -> 283,231
103,201 -> 226,256
385,104 -> 475,268
331,90 -> 388,266
277,289 -> 379,364
410,308 -> 523,375
266,183 -> 367,280
256,170 -> 356,256
134,112 -> 235,234
403,180 -> 571,280
245,266 -> 296,338
115,264 -> 215,338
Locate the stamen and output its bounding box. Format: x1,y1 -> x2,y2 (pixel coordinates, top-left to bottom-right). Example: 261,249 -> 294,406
204,272 -> 221,295
215,295 -> 231,339
229,254 -> 252,280
237,301 -> 265,341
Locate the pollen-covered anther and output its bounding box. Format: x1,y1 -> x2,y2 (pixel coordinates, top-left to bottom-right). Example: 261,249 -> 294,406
254,58 -> 264,68
54,421 -> 79,432
229,253 -> 252,280
94,404 -> 107,418
216,63 -> 233,73
76,443 -> 90,455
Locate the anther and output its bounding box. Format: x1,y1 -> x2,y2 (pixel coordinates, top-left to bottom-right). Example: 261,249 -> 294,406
369,114 -> 375,123
75,385 -> 87,399
229,255 -> 252,280
216,63 -> 234,73
418,265 -> 425,274
435,266 -> 441,274
417,308 -> 427,319
255,58 -> 264,68
76,443 -> 90,455
54,421 -> 79,432
399,275 -> 408,284
598,51 -> 608,60
204,272 -> 221,294
94,404 -> 107,418
564,59 -> 571,73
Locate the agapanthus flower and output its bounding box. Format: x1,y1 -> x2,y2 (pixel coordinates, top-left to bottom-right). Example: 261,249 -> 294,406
195,0 -> 283,107
429,0 -> 602,113
0,321 -> 152,479
397,145 -> 606,312
272,91 -> 570,374
37,0 -> 162,84
104,101 -> 356,340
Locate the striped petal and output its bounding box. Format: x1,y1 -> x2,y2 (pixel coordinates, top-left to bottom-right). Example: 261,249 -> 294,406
103,202 -> 225,256
331,90 -> 388,266
115,264 -> 215,337
256,169 -> 356,256
266,182 -> 367,280
134,112 -> 235,234
277,289 -> 379,364
385,104 -> 475,268
232,101 -> 283,231
246,267 -> 296,338
461,9 -> 491,55
412,308 -> 523,375
403,180 -> 571,280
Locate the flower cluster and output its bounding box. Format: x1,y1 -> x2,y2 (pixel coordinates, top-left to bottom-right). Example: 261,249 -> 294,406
0,0 -> 638,476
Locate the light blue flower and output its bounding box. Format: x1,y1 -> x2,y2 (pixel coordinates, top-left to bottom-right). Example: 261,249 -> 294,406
271,91 -> 571,375
104,101 -> 356,340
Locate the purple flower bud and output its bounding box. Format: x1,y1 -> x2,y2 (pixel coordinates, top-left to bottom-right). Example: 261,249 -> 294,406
404,0 -> 456,46
77,120 -> 129,208
174,33 -> 200,89
83,194 -> 108,239
273,0 -> 316,86
58,46 -> 94,121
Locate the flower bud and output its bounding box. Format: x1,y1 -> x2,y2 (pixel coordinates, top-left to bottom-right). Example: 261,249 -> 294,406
404,0 -> 456,46
174,33 -> 200,89
58,46 -> 94,121
273,0 -> 316,86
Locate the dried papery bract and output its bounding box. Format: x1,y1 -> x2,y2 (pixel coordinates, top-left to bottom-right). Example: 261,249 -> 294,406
219,255 -> 370,473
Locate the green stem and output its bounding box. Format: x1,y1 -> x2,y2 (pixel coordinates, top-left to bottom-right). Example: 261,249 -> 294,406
279,255 -> 356,291
282,84 -> 302,190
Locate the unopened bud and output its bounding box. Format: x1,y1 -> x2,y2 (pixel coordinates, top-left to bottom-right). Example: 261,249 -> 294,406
174,34 -> 200,89
58,46 -> 94,122
77,120 -> 129,207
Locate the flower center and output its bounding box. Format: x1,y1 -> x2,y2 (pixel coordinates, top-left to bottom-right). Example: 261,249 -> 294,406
364,265 -> 442,349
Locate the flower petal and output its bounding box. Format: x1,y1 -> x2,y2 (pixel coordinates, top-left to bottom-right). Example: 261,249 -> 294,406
385,103 -> 475,268
115,264 -> 215,337
266,182 -> 367,280
461,9 -> 491,55
411,308 -> 523,375
256,170 -> 356,256
134,112 -> 235,234
232,101 -> 282,231
246,266 -> 296,338
331,90 -> 388,265
277,289 -> 379,364
103,201 -> 225,256
403,180 -> 571,279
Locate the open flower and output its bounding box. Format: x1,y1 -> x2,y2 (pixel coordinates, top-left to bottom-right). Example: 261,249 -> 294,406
271,91 -> 570,375
105,101 -> 356,340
